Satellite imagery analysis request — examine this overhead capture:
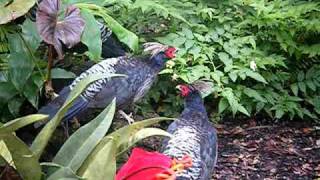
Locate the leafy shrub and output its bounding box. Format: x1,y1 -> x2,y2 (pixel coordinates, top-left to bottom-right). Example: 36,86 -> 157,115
111,0 -> 320,121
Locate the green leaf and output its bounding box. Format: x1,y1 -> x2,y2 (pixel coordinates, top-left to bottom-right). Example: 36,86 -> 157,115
21,19 -> 41,50
221,88 -> 238,116
0,82 -> 18,102
78,138 -> 116,179
41,162 -> 84,180
290,83 -> 299,96
237,104 -> 250,116
275,108 -> 285,119
218,98 -> 228,114
0,0 -> 36,24
0,140 -> 13,167
243,88 -> 266,102
30,73 -> 126,159
51,68 -> 76,79
7,96 -> 23,116
0,134 -> 41,180
8,52 -> 34,91
23,79 -> 40,108
298,82 -> 306,94
245,70 -> 267,84
306,80 -> 316,91
80,9 -> 102,61
218,52 -> 232,66
0,114 -> 48,134
53,99 -> 116,172
297,71 -> 304,81
79,4 -> 139,52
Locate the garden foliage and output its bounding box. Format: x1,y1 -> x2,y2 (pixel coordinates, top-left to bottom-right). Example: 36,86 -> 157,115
112,0 -> 320,121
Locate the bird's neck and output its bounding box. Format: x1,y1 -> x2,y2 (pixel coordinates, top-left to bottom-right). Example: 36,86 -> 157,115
184,92 -> 206,113
149,52 -> 167,70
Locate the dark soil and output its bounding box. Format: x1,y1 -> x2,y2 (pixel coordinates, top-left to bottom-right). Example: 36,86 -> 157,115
212,119 -> 320,180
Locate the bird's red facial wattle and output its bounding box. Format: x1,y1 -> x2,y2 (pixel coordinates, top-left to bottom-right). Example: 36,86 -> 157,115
164,47 -> 177,59
177,85 -> 191,97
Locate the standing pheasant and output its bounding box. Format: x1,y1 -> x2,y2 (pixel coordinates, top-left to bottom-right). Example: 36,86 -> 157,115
36,43 -> 176,126
161,81 -> 218,180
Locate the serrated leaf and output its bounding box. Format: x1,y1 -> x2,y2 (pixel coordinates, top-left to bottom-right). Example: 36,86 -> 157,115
290,83 -> 299,96
237,104 -> 250,116
222,88 -> 238,116
275,108 -> 285,119
243,88 -> 266,102
218,98 -> 228,114
245,70 -> 267,84
298,82 -> 306,94
218,52 -> 232,66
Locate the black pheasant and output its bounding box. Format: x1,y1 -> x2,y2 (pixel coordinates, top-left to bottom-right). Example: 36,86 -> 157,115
161,81 -> 218,180
36,43 -> 176,126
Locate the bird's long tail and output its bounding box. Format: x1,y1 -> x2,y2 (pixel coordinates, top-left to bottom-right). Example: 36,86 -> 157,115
35,87 -> 89,128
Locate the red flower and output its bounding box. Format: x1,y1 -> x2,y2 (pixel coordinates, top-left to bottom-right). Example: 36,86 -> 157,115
116,148 -> 172,180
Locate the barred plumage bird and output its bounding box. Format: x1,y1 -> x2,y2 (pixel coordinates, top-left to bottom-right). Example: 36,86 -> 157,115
36,43 -> 176,126
161,81 -> 218,180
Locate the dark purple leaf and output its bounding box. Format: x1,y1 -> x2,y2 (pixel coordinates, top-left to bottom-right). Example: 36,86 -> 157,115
36,0 -> 85,59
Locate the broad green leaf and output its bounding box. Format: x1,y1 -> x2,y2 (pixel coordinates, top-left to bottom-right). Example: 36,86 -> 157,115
53,99 -> 116,172
1,134 -> 41,180
23,78 -> 40,108
116,127 -> 172,155
109,117 -> 174,155
243,88 -> 266,102
0,0 -> 36,24
8,52 -> 34,91
80,9 -> 102,61
41,162 -> 83,180
21,19 -> 41,50
245,70 -> 267,84
78,138 -> 116,179
0,114 -> 47,134
0,140 -> 13,167
78,4 -> 138,52
51,68 -> 76,79
30,73 -> 126,159
7,96 -> 23,116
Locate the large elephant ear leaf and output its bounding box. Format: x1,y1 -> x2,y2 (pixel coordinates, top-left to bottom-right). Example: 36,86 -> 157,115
36,0 -> 85,59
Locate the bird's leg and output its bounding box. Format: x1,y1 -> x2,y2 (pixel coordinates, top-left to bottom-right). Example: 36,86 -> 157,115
118,110 -> 135,124
62,121 -> 70,140
70,117 -> 81,129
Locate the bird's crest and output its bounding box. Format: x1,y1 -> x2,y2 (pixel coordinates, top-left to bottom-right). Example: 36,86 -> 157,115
143,42 -> 169,57
191,80 -> 214,98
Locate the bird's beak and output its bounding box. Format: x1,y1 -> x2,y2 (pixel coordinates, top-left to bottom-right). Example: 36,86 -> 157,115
176,85 -> 182,91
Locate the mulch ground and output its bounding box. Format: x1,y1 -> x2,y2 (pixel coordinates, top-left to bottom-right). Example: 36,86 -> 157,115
212,119 -> 320,180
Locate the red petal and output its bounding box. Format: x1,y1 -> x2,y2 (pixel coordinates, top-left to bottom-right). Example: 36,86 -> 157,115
116,148 -> 172,180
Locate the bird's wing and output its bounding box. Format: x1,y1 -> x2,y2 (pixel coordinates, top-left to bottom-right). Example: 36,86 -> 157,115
200,121 -> 218,178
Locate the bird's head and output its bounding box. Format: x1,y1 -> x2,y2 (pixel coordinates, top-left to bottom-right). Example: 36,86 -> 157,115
176,80 -> 214,98
143,42 -> 177,60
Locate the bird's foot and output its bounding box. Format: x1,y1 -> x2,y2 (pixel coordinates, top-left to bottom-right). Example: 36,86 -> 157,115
118,110 -> 135,124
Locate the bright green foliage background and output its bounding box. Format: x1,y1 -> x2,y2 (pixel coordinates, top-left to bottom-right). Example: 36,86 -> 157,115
109,0 -> 320,121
